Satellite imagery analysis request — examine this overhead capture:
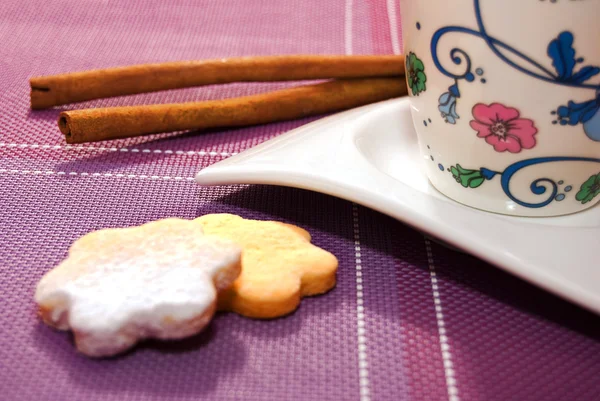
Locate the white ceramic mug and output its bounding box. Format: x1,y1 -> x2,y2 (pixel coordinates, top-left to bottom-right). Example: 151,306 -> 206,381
399,0 -> 600,217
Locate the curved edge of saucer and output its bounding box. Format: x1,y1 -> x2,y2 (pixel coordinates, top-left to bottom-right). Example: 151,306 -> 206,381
197,164 -> 600,316
194,98 -> 600,316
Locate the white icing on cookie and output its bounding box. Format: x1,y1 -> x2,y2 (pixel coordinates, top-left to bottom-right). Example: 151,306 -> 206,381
35,218 -> 241,357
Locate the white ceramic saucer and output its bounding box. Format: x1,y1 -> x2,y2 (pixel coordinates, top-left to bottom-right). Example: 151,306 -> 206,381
195,98 -> 600,315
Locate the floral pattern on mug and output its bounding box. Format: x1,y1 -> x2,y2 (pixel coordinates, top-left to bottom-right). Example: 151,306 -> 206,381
449,164 -> 486,188
438,83 -> 460,124
548,32 -> 600,141
469,103 -> 538,153
406,52 -> 427,96
575,172 -> 600,204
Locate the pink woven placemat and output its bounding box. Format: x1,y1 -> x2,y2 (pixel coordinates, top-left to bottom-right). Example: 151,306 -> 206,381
1,1 -> 599,400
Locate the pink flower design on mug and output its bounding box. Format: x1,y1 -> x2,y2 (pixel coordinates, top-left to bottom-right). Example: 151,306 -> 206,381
469,103 -> 538,153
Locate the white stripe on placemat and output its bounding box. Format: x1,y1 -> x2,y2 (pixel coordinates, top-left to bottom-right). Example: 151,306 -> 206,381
0,168 -> 196,182
345,0 -> 370,399
386,0 -> 401,55
0,142 -> 236,157
425,238 -> 460,401
345,0 -> 354,56
352,203 -> 370,401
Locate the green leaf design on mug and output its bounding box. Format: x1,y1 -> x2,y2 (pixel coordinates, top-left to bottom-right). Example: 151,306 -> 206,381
450,164 -> 485,188
575,172 -> 600,204
406,52 -> 427,96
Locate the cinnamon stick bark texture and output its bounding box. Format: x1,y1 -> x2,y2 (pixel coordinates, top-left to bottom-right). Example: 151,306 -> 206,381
58,78 -> 406,144
31,55 -> 405,109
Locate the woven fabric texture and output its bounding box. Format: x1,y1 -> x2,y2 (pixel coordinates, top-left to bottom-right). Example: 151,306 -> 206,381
1,1 -> 599,400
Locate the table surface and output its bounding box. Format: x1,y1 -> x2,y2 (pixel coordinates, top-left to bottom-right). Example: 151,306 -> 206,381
1,1 -> 599,400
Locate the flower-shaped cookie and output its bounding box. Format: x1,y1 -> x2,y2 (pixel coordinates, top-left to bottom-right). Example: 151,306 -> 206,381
35,218 -> 242,357
196,214 -> 338,319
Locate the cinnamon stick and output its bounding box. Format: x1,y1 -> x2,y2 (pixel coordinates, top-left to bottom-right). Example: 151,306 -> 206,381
31,55 -> 405,109
58,77 -> 406,144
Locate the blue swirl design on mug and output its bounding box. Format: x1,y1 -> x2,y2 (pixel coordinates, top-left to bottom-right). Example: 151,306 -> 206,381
430,0 -> 600,141
449,157 -> 600,208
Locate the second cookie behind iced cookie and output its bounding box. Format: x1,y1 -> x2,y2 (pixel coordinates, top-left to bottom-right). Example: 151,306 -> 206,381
197,214 -> 338,319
